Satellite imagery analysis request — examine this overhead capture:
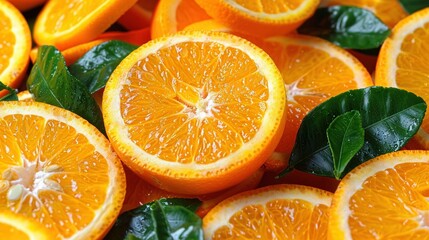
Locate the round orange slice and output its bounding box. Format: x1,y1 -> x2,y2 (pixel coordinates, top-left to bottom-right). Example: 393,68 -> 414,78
151,0 -> 211,39
203,184 -> 332,239
194,0 -> 320,37
257,35 -> 373,154
375,8 -> 429,150
0,101 -> 126,239
33,0 -> 137,50
0,0 -> 31,96
329,150 -> 429,239
0,211 -> 54,239
103,31 -> 286,195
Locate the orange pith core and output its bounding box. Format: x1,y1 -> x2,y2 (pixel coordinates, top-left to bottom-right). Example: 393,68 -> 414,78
119,41 -> 269,164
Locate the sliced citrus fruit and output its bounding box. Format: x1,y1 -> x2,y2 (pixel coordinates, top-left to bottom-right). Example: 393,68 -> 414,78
320,0 -> 408,28
203,184 -> 332,239
33,0 -> 137,50
0,101 -> 126,239
375,8 -> 429,150
194,0 -> 320,37
0,0 -> 31,96
151,0 -> 211,39
0,211 -> 54,239
103,31 -> 286,195
329,150 -> 429,239
256,35 -> 373,154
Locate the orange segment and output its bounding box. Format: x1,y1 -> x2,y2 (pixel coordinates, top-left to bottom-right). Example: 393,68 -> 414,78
320,0 -> 408,28
203,184 -> 332,239
33,0 -> 137,50
0,211 -> 54,239
375,8 -> 429,149
256,35 -> 373,154
0,0 -> 31,96
194,0 -> 320,37
329,150 -> 429,239
103,31 -> 286,195
151,0 -> 211,39
0,101 -> 126,239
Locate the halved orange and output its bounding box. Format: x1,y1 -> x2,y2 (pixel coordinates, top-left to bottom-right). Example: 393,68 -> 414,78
33,0 -> 137,50
375,8 -> 429,150
320,0 -> 408,28
6,0 -> 47,12
103,31 -> 286,195
0,101 -> 126,239
257,35 -> 373,154
203,184 -> 332,239
151,0 -> 211,39
194,0 -> 320,37
0,0 -> 31,96
0,211 -> 54,239
329,150 -> 429,239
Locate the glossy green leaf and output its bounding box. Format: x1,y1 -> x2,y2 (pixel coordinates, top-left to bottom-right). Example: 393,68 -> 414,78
298,6 -> 391,49
69,40 -> 137,94
27,45 -> 105,134
105,198 -> 203,240
399,0 -> 429,14
0,82 -> 18,101
327,110 -> 364,179
280,87 -> 426,178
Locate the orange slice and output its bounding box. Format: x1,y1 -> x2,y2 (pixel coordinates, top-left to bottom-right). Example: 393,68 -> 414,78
151,0 -> 211,39
0,0 -> 31,96
103,31 -> 286,195
320,0 -> 408,28
0,211 -> 54,239
375,8 -> 429,150
0,101 -> 126,239
256,35 -> 373,154
329,150 -> 429,239
194,0 -> 320,37
33,0 -> 137,50
203,184 -> 332,239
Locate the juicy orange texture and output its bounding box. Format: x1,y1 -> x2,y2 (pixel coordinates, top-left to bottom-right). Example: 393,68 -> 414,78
0,0 -> 31,96
203,184 -> 332,239
0,101 -> 125,239
375,7 -> 429,150
33,0 -> 137,50
329,150 -> 429,239
195,0 -> 320,37
103,31 -> 286,195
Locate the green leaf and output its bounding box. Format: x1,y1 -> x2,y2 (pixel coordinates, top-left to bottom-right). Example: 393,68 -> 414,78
27,45 -> 106,134
399,0 -> 429,14
0,82 -> 18,101
105,198 -> 203,240
298,6 -> 391,50
280,87 -> 426,178
69,40 -> 137,94
327,110 -> 364,179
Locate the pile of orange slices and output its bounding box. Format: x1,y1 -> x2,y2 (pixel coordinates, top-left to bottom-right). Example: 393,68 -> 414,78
1,0 -> 429,238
